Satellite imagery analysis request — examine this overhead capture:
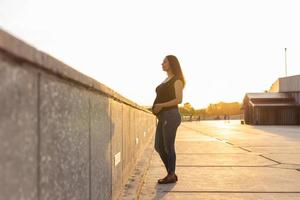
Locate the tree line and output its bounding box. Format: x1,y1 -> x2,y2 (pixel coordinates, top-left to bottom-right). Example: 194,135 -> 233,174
179,102 -> 242,118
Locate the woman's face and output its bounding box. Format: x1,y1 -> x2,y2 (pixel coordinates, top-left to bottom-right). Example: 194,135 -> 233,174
162,57 -> 171,72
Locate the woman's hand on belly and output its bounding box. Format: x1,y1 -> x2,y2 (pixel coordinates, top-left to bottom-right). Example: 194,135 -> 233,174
152,103 -> 163,114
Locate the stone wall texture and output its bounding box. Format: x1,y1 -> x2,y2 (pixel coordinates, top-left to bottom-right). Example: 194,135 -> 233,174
0,29 -> 156,200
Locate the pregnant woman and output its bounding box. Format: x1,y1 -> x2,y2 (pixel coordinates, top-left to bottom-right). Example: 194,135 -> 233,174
152,55 -> 185,184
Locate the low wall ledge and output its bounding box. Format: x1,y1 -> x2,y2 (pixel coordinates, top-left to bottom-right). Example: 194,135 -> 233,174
0,28 -> 151,114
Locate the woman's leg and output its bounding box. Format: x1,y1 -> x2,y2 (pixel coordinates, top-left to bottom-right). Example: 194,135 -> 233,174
162,111 -> 181,174
154,118 -> 169,173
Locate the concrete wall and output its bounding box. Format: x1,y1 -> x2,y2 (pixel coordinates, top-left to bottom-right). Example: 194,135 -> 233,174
0,29 -> 156,200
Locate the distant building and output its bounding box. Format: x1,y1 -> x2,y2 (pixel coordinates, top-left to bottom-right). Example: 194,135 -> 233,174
242,75 -> 300,125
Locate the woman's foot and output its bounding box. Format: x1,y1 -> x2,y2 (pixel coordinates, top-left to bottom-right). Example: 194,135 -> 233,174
157,173 -> 177,184
169,172 -> 178,181
157,174 -> 169,184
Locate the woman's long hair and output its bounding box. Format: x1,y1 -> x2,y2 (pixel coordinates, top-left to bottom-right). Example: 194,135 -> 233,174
166,55 -> 186,88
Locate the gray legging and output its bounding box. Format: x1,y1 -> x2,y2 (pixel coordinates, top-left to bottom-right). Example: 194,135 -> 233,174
154,108 -> 182,174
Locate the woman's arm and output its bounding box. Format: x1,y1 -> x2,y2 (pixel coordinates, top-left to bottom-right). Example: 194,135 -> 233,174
153,80 -> 183,112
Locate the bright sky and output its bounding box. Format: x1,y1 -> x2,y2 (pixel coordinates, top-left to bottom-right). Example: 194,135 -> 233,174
1,0 -> 300,108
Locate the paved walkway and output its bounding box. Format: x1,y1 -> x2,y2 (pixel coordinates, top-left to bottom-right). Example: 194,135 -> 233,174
138,120 -> 300,200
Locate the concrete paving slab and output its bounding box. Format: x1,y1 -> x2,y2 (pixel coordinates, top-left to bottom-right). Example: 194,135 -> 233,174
229,141 -> 300,147
139,192 -> 300,200
175,141 -> 246,154
261,154 -> 300,165
270,163 -> 300,170
142,165 -> 300,192
150,153 -> 276,167
184,121 -> 300,142
245,147 -> 300,154
176,133 -> 219,142
136,121 -> 300,199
